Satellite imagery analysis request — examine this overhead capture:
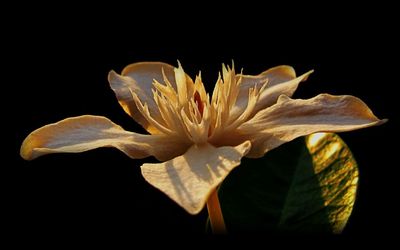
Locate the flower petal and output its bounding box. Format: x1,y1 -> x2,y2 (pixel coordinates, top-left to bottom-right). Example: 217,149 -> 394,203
231,66 -> 312,120
108,62 -> 194,134
141,141 -> 251,214
238,94 -> 387,158
20,115 -> 191,161
254,70 -> 313,111
108,62 -> 174,134
239,65 -> 296,90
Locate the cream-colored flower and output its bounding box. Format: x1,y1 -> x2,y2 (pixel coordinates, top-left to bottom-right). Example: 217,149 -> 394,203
20,62 -> 385,214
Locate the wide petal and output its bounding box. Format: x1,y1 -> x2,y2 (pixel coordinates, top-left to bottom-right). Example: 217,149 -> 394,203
20,115 -> 191,161
108,62 -> 194,134
238,94 -> 387,158
141,141 -> 251,214
231,66 -> 312,120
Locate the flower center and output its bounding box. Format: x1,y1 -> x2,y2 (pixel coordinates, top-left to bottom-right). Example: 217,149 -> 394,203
194,91 -> 204,117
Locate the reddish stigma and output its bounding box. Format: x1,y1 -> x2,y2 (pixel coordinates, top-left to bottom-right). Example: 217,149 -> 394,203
194,91 -> 204,117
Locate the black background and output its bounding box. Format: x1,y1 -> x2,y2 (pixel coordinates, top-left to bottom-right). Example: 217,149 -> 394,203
6,2 -> 398,245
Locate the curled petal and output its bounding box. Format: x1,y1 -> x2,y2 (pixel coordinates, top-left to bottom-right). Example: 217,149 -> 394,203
108,62 -> 194,134
20,115 -> 191,161
231,66 -> 312,120
141,141 -> 251,214
239,94 -> 387,158
238,65 -> 296,92
254,70 -> 313,112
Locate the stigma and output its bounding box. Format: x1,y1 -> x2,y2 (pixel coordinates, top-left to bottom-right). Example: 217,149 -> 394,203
194,91 -> 204,117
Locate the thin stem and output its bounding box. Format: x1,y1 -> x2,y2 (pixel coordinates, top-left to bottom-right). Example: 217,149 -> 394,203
207,188 -> 226,234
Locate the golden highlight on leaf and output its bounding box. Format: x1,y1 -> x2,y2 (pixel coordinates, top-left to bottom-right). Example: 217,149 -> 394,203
305,133 -> 358,233
218,133 -> 361,233
307,132 -> 328,148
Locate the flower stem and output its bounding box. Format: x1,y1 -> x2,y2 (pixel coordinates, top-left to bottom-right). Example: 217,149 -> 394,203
207,188 -> 226,234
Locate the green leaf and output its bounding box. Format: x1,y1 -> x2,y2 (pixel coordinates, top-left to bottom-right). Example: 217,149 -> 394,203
217,133 -> 358,233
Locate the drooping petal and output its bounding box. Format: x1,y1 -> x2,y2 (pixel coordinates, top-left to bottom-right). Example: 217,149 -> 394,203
20,115 -> 192,161
238,94 -> 387,158
230,66 -> 312,121
108,62 -> 194,134
141,141 -> 251,214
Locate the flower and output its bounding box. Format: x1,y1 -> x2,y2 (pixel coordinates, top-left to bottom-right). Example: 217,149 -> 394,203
20,61 -> 386,214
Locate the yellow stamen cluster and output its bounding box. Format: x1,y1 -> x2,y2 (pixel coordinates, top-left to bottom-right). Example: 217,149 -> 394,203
132,62 -> 268,144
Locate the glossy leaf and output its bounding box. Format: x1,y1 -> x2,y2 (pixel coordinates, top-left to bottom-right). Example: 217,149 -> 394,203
217,133 -> 358,233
